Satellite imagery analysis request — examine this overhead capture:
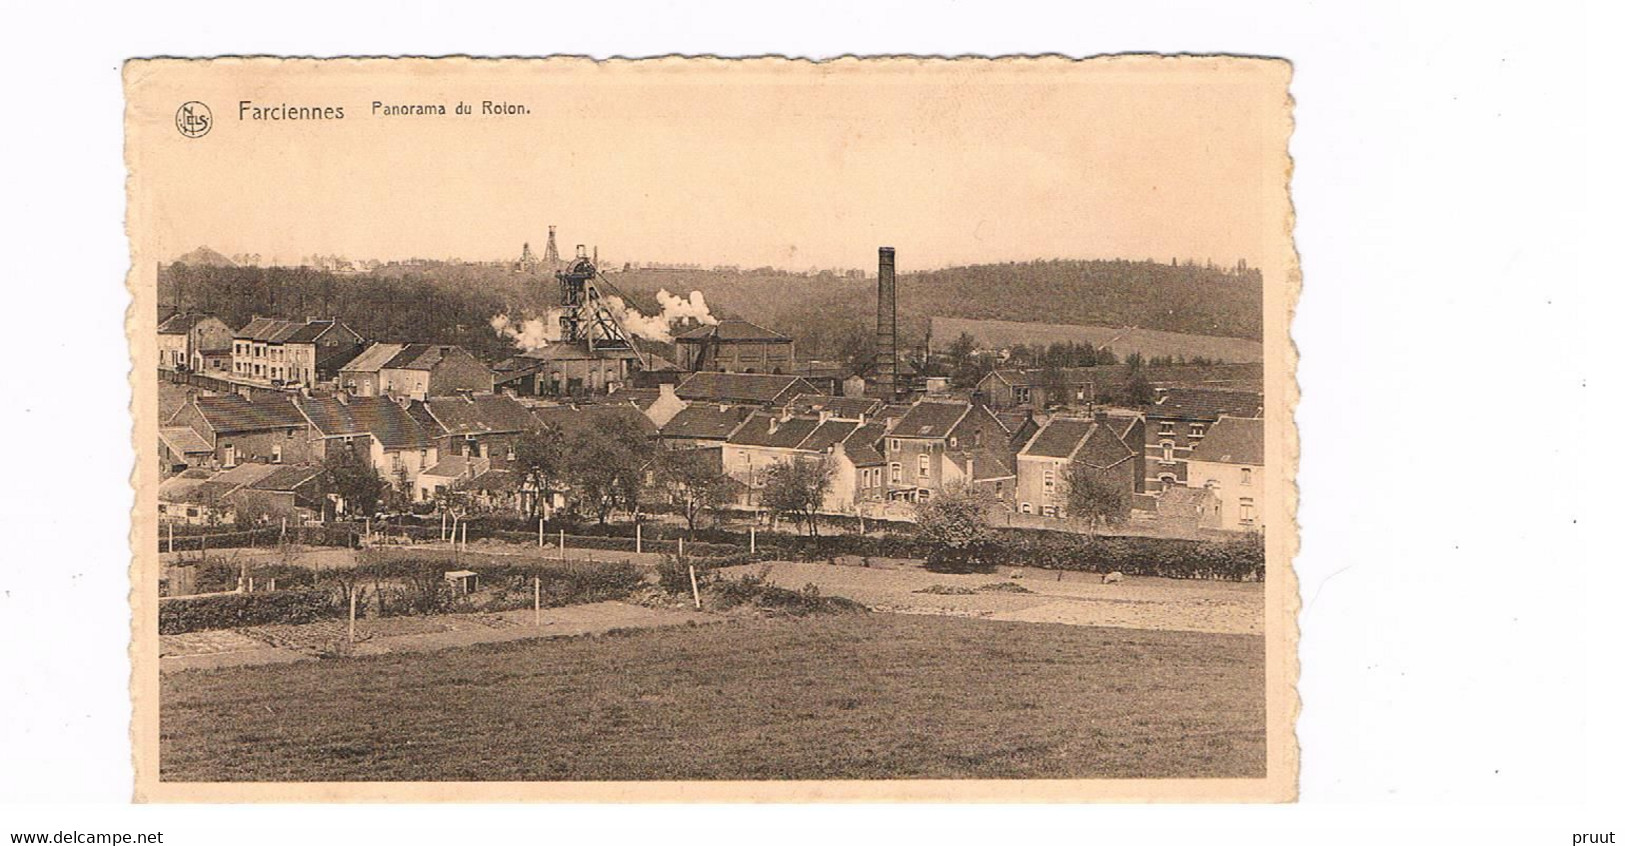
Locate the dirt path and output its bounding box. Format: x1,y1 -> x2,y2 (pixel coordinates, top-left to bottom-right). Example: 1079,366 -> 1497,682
719,561 -> 1264,635
159,601 -> 713,673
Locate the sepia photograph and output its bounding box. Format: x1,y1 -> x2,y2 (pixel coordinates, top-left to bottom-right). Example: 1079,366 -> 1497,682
126,56 -> 1298,801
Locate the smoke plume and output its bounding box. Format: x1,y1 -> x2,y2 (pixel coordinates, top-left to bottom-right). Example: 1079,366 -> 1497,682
493,289 -> 715,350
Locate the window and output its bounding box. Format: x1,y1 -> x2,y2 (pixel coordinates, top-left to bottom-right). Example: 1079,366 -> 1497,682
994,481 -> 1004,499
271,444 -> 283,463
1020,502 -> 1032,514
1241,467 -> 1253,486
917,454 -> 929,478
1158,421 -> 1175,436
949,436 -> 958,449
1240,497 -> 1257,525
1043,468 -> 1055,491
1014,387 -> 1032,405
1158,473 -> 1178,489
1190,423 -> 1206,438
889,439 -> 900,453
890,463 -> 902,484
186,507 -> 199,518
1042,505 -> 1057,517
1160,440 -> 1175,462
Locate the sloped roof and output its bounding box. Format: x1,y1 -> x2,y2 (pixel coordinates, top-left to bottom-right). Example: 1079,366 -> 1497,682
1149,388 -> 1264,421
157,312 -> 227,335
298,396 -> 435,450
187,395 -> 307,433
787,394 -> 883,419
511,342 -> 640,363
383,344 -> 471,371
1101,409 -> 1144,440
1024,418 -> 1101,459
422,455 -> 482,479
159,426 -> 212,455
844,423 -> 888,466
282,320 -> 346,343
249,464 -> 324,492
338,343 -> 407,373
1187,416 -> 1264,466
189,462 -> 283,502
531,403 -> 659,439
800,419 -> 860,453
889,401 -> 971,440
660,403 -> 752,441
158,475 -> 208,503
236,317 -> 298,342
425,394 -> 537,436
675,318 -> 789,343
727,413 -> 820,449
987,367 -> 1100,388
963,449 -> 1016,481
674,371 -> 816,404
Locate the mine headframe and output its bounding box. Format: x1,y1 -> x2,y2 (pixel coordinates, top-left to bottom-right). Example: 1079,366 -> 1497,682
555,245 -> 648,367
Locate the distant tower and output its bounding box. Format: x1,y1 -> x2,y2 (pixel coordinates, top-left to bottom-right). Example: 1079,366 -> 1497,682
517,241 -> 539,273
873,247 -> 899,400
542,225 -> 561,269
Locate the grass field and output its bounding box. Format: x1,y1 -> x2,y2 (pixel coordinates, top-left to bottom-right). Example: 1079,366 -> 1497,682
161,614 -> 1266,781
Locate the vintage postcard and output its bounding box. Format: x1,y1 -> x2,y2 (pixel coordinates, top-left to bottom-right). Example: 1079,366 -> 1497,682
126,56 -> 1298,802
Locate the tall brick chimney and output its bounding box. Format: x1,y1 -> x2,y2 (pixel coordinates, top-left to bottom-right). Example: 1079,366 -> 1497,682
874,247 -> 898,400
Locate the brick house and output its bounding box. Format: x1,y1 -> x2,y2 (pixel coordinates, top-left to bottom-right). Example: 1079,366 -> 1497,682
377,345 -> 494,400
231,317 -> 363,385
1014,412 -> 1139,519
413,394 -> 540,470
1143,388 -> 1264,492
336,343 -> 405,397
165,394 -> 314,467
295,394 -> 439,499
878,400 -> 1013,504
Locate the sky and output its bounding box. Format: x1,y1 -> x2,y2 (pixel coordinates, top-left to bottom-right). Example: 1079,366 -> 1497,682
128,58 -> 1292,278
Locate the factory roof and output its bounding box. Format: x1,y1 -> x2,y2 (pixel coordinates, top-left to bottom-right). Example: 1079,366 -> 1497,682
674,318 -> 790,343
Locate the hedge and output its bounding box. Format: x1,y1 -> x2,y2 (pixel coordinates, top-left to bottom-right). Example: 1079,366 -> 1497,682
159,588 -> 342,634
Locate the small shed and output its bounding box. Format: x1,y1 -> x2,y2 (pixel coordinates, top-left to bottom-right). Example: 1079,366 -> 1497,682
443,569 -> 480,595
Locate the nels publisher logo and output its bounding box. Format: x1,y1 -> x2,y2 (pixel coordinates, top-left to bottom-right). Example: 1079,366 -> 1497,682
175,101 -> 212,138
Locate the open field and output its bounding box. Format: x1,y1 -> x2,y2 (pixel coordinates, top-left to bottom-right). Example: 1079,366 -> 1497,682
932,316 -> 1264,363
160,614 -> 1265,781
726,561 -> 1264,635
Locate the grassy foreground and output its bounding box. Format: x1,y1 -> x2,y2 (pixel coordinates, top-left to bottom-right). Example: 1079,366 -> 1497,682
161,614 -> 1266,781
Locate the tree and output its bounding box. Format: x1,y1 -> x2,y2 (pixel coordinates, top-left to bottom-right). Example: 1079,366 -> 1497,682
323,447 -> 386,518
564,414 -> 652,525
1062,464 -> 1129,537
914,485 -> 998,573
655,448 -> 742,534
511,423 -> 566,519
1123,372 -> 1156,405
759,457 -> 834,537
946,332 -> 981,388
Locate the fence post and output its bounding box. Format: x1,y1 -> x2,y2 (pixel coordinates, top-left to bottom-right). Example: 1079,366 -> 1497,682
538,517 -> 544,549
461,523 -> 468,551
167,523 -> 174,554
678,536 -> 684,559
559,529 -> 566,561
688,563 -> 702,610
636,523 -> 642,554
749,526 -> 756,554
441,511 -> 447,542
348,589 -> 358,643
534,575 -> 541,627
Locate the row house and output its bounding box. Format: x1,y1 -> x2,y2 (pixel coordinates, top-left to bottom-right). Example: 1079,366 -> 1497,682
165,394 -> 314,468
879,400 -> 1015,505
720,409 -> 873,513
415,393 -> 540,469
157,312 -> 234,372
231,317 -> 363,385
295,394 -> 440,494
338,343 -> 493,401
1142,388 -> 1264,491
1014,412 -> 1139,519
1183,416 -> 1265,532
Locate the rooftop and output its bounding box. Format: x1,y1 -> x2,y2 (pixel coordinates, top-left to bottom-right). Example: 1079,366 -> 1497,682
888,401 -> 972,440
727,413 -> 821,449
786,394 -> 884,420
1187,416 -> 1265,466
423,394 -> 537,436
674,318 -> 790,343
297,395 -> 436,450
1149,388 -> 1264,421
674,371 -> 817,405
338,342 -> 406,373
659,403 -> 753,441
182,395 -> 308,433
